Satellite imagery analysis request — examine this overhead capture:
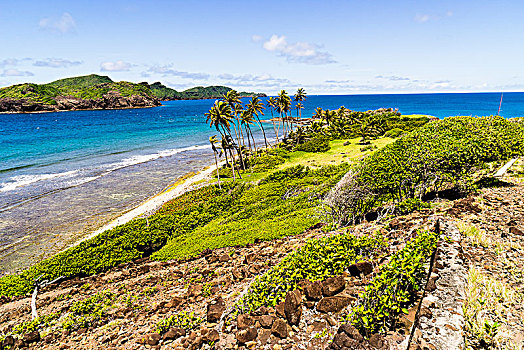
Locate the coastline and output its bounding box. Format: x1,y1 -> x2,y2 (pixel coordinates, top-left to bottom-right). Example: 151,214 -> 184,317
72,160 -> 223,248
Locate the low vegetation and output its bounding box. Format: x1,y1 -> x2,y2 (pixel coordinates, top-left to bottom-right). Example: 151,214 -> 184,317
344,229 -> 440,336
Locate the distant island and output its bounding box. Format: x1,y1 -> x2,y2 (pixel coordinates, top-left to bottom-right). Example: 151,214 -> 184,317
0,74 -> 266,113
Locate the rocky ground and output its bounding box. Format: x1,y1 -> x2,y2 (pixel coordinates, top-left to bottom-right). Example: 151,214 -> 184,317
1,160 -> 523,350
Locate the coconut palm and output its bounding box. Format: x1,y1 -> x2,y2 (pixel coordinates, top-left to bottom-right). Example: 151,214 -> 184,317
313,107 -> 323,120
240,109 -> 257,154
221,135 -> 242,180
246,96 -> 269,149
205,101 -> 234,138
277,90 -> 292,137
295,102 -> 304,121
294,88 -> 307,120
322,109 -> 336,126
221,90 -> 246,170
267,97 -> 279,142
209,135 -> 222,188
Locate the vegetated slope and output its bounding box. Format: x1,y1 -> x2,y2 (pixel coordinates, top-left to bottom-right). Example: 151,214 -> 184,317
0,74 -> 161,113
149,82 -> 266,101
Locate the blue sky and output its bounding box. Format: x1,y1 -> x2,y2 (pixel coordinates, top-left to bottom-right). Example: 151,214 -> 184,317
0,0 -> 522,94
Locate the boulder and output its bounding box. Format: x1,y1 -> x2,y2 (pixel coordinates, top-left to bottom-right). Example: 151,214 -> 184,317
236,326 -> 258,344
348,261 -> 373,277
237,314 -> 255,329
271,318 -> 288,338
322,275 -> 346,296
163,327 -> 186,340
207,296 -> 226,323
304,280 -> 323,300
316,296 -> 353,313
145,333 -> 161,346
23,330 -> 40,343
284,290 -> 302,325
259,315 -> 274,328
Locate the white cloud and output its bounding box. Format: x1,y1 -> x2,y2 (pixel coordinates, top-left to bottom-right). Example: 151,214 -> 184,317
0,69 -> 34,77
415,11 -> 453,23
100,60 -> 135,72
376,75 -> 413,81
0,80 -> 10,87
39,13 -> 76,34
147,65 -> 210,80
251,35 -> 263,42
0,58 -> 32,67
34,58 -> 82,68
258,34 -> 336,65
414,14 -> 431,23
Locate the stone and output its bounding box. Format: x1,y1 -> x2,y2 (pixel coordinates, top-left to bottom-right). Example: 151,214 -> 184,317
369,333 -> 387,349
316,296 -> 352,313
258,328 -> 272,344
330,333 -> 360,349
236,326 -> 258,343
219,253 -> 230,262
163,327 -> 186,340
339,323 -> 363,342
510,226 -> 524,235
260,315 -> 274,328
166,296 -> 184,308
304,280 -> 323,300
271,318 -> 288,338
308,320 -> 327,333
187,284 -> 202,297
2,335 -> 15,347
237,314 -> 255,329
203,329 -> 220,343
284,290 -> 302,325
207,296 -> 226,323
244,253 -> 256,264
322,275 -> 346,296
23,330 -> 40,343
276,301 -> 286,318
145,333 -> 161,346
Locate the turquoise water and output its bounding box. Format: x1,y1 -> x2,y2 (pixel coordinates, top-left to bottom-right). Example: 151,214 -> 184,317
0,93 -> 522,273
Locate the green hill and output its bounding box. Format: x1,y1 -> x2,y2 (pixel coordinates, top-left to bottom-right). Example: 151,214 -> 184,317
149,82 -> 266,100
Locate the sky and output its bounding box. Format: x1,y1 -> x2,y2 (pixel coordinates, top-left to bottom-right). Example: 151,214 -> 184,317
0,0 -> 523,95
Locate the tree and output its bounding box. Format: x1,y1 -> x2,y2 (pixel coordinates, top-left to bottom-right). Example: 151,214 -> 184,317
322,109 -> 336,126
267,97 -> 279,142
277,90 -> 292,137
294,88 -> 307,120
209,135 -> 222,188
221,90 -> 246,170
313,107 -> 323,120
247,96 -> 270,149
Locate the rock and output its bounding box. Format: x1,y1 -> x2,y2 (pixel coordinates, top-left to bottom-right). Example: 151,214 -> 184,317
187,284 -> 202,297
258,328 -> 272,344
284,290 -> 302,325
14,338 -> 27,348
244,253 -> 256,264
166,295 -> 185,308
207,296 -> 226,323
510,226 -> 524,235
343,141 -> 351,146
236,326 -> 258,343
338,323 -> 363,341
2,335 -> 15,347
145,333 -> 161,346
304,280 -> 323,300
316,296 -> 352,313
219,253 -> 230,262
203,329 -> 220,343
369,333 -> 387,349
348,262 -> 373,277
271,318 -> 288,338
276,301 -> 286,318
308,320 -> 327,333
237,314 -> 255,329
322,275 -> 346,296
259,315 -> 274,328
23,330 -> 40,343
163,327 -> 186,340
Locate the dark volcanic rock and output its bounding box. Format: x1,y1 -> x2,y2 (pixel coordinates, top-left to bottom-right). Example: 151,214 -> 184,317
322,275 -> 346,296
304,280 -> 323,300
207,296 -> 226,322
284,290 -> 302,325
145,333 -> 161,346
237,314 -> 255,329
317,296 -> 352,313
163,327 -> 186,340
236,326 -> 258,343
271,318 -> 288,338
23,330 -> 40,343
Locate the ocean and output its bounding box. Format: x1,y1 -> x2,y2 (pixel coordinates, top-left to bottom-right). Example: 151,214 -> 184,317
0,92 -> 522,273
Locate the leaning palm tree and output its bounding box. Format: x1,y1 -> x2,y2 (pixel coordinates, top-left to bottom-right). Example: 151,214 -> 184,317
221,90 -> 247,170
209,135 -> 222,188
322,109 -> 336,126
295,102 -> 304,122
246,96 -> 269,149
221,135 -> 242,180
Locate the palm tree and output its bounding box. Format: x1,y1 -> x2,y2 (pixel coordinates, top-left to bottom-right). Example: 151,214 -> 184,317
221,135 -> 242,180
221,90 -> 246,170
322,109 -> 336,126
209,135 -> 222,188
295,102 -> 304,122
267,97 -> 279,143
313,107 -> 323,120
240,109 -> 257,154
246,96 -> 269,149
294,88 -> 307,120
277,90 -> 291,138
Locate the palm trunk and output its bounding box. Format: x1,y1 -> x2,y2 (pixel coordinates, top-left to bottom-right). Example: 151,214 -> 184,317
255,115 -> 270,149
213,152 -> 221,189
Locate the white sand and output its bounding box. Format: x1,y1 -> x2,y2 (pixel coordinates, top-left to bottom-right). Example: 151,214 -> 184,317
74,161 -> 224,246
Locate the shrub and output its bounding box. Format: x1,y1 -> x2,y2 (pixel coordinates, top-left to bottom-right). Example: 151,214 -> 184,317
234,231 -> 387,315
384,128 -> 404,138
295,136 -> 331,153
345,229 -> 440,336
395,198 -> 430,215
156,312 -> 203,334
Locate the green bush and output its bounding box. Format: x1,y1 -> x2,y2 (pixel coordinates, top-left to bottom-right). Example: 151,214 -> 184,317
395,198 -> 430,215
156,311 -> 203,334
234,231 -> 387,315
384,128 -> 404,138
295,136 -> 331,153
345,229 -> 440,336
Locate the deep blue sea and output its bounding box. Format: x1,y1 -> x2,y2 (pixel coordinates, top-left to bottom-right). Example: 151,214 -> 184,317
0,92 -> 522,273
